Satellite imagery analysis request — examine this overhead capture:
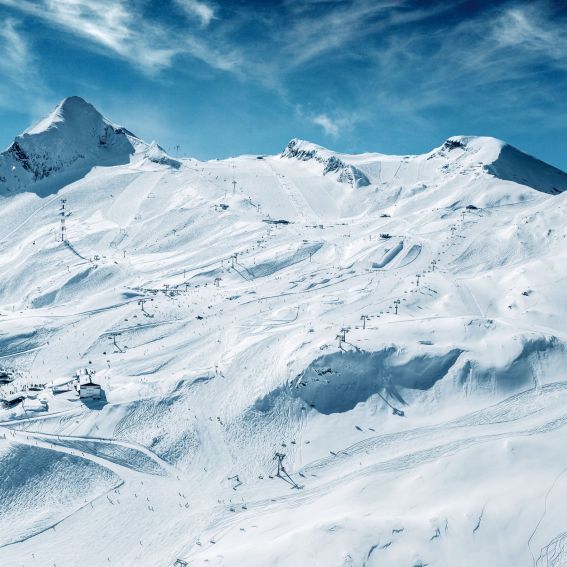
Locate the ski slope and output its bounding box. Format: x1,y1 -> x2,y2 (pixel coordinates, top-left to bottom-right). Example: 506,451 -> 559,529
1,97 -> 567,566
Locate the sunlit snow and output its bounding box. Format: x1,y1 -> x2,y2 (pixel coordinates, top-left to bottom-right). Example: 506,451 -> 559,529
1,97 -> 567,566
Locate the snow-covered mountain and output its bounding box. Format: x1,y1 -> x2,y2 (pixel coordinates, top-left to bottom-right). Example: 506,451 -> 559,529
1,97 -> 567,567
0,96 -> 178,198
282,138 -> 371,188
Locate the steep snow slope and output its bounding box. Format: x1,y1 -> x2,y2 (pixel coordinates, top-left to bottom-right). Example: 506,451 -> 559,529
285,134 -> 567,198
1,98 -> 567,567
0,96 -> 175,198
282,139 -> 371,188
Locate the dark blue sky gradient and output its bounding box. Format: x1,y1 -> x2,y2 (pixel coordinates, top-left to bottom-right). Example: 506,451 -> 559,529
0,0 -> 566,169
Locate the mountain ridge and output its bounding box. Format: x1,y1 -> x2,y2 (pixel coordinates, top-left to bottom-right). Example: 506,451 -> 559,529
2,96 -> 566,198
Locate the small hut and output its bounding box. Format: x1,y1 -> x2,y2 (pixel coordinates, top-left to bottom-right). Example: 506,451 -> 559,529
79,381 -> 101,399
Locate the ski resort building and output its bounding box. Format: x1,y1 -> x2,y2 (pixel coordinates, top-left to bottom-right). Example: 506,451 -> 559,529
0,370 -> 14,385
0,392 -> 26,407
51,379 -> 75,394
79,381 -> 101,399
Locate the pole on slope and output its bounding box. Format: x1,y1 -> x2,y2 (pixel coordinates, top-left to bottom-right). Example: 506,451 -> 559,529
337,327 -> 350,348
394,299 -> 400,315
59,198 -> 67,242
273,452 -> 301,489
108,333 -> 124,353
138,298 -> 153,317
360,315 -> 368,329
274,453 -> 285,476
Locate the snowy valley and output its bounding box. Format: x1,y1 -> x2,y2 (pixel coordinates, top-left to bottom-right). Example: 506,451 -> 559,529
1,96 -> 567,566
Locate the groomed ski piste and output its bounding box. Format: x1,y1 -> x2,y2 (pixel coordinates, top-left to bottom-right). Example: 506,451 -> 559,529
1,97 -> 567,566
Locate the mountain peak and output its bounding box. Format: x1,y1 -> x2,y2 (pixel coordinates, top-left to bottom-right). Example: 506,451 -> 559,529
26,96 -> 97,133
432,135 -> 567,195
24,96 -> 136,139
282,138 -> 371,188
59,95 -> 94,110
1,96 -> 138,196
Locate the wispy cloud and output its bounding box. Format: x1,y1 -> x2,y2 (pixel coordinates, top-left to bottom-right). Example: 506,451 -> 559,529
1,0 -> 567,151
174,0 -> 216,27
208,0 -> 464,130
0,18 -> 49,115
280,1 -> 402,67
0,18 -> 30,79
249,0 -> 453,76
325,1 -> 567,134
0,0 -> 235,73
493,4 -> 567,68
308,109 -> 367,138
311,114 -> 340,137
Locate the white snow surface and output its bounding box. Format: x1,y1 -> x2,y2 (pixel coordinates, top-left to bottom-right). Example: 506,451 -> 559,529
1,97 -> 567,566
282,138 -> 371,188
0,97 -> 147,198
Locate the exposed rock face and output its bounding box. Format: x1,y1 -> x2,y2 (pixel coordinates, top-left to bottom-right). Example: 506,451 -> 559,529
282,139 -> 371,188
0,96 -> 136,196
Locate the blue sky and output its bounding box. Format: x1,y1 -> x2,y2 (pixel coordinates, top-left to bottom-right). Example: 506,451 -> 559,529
0,0 -> 566,169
